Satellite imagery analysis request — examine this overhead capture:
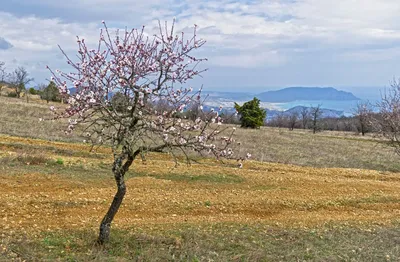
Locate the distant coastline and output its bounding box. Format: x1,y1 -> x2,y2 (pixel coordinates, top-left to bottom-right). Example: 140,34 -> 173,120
256,87 -> 360,103
202,87 -> 363,115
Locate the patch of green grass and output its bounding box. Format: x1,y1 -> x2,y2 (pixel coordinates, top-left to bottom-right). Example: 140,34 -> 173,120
132,171 -> 245,184
3,224 -> 400,261
55,158 -> 64,165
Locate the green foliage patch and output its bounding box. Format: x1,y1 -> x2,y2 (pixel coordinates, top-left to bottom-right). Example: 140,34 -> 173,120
234,97 -> 266,128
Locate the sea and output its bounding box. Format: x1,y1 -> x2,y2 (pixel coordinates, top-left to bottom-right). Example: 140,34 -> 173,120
270,100 -> 369,116
256,87 -> 382,116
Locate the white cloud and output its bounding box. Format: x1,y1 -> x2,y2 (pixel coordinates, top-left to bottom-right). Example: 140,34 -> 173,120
1,0 -> 400,87
0,12 -> 102,84
165,0 -> 400,68
211,50 -> 286,68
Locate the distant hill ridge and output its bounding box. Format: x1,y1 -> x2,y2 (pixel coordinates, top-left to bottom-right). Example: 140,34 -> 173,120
257,87 -> 360,103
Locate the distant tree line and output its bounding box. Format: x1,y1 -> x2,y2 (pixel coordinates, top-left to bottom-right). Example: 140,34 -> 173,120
266,102 -> 374,135
0,61 -> 61,103
146,97 -> 377,135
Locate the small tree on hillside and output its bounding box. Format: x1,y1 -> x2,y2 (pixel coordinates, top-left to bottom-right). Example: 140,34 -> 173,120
300,107 -> 310,129
0,61 -> 7,96
372,81 -> 400,154
288,111 -> 298,131
48,20 -> 249,245
185,100 -> 202,121
310,104 -> 322,134
40,81 -> 61,103
272,112 -> 286,128
28,87 -> 39,95
234,97 -> 266,128
353,101 -> 372,136
10,66 -> 33,99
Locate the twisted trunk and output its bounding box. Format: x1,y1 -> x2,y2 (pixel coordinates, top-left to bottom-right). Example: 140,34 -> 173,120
97,154 -> 134,245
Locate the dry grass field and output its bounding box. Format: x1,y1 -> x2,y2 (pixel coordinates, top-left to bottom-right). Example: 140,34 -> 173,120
1,96 -> 400,261
1,95 -> 400,171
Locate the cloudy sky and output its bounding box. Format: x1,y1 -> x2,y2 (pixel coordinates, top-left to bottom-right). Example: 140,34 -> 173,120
1,0 -> 400,97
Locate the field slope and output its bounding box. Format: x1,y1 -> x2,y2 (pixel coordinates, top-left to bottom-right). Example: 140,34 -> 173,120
0,134 -> 399,261
1,96 -> 400,261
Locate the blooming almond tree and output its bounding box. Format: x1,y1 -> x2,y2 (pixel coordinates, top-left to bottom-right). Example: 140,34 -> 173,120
48,20 -> 248,244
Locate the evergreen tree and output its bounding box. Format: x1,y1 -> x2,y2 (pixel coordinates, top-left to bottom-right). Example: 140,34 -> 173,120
40,81 -> 61,103
234,97 -> 266,128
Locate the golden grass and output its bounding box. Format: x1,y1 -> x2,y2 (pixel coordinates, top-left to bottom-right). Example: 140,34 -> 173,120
233,126 -> 400,171
0,96 -> 82,143
1,102 -> 400,260
1,135 -> 399,238
2,95 -> 400,172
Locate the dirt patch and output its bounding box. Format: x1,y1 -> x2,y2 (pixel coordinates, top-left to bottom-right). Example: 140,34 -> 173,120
1,135 -> 400,236
1,163 -> 399,235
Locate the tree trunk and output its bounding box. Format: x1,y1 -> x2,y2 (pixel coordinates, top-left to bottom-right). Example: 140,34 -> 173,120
97,154 -> 134,245
97,171 -> 126,245
361,122 -> 366,136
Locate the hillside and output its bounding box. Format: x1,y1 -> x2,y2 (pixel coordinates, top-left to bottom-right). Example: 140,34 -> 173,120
0,95 -> 399,171
1,96 -> 400,261
257,87 -> 360,102
1,134 -> 400,260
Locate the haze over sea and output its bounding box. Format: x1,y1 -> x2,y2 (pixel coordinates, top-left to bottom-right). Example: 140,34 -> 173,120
278,86 -> 383,114
274,100 -> 362,116
207,86 -> 384,115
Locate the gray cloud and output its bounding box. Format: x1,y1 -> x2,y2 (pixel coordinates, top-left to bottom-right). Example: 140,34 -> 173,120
0,37 -> 13,50
0,0 -> 174,23
2,0 -> 400,89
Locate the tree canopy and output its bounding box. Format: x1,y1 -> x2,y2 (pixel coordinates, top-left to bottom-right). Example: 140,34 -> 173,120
10,66 -> 33,98
40,81 -> 61,103
234,97 -> 266,128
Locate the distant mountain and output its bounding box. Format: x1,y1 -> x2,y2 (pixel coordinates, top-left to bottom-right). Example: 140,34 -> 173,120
267,106 -> 344,120
257,87 -> 360,103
